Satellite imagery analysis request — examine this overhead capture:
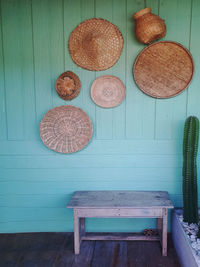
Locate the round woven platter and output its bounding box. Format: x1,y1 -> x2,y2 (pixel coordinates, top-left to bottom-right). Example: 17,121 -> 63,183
91,75 -> 126,108
56,71 -> 81,101
40,105 -> 93,154
68,18 -> 123,71
133,41 -> 194,98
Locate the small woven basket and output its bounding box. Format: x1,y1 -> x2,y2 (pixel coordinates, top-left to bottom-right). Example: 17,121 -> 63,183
56,71 -> 81,101
133,7 -> 166,44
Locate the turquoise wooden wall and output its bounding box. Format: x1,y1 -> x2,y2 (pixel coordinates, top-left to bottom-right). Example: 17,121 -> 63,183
1,0 -> 200,233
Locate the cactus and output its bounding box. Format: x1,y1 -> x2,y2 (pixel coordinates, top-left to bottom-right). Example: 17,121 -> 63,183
182,116 -> 199,224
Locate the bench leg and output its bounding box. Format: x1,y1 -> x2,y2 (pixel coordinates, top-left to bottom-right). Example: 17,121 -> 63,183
157,217 -> 162,246
73,210 -> 80,254
157,218 -> 162,231
80,218 -> 85,237
162,208 -> 168,256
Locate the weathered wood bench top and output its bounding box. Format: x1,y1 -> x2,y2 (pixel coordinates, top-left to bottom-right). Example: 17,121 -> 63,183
67,190 -> 174,209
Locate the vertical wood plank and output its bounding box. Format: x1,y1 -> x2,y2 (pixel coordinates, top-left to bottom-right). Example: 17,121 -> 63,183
126,0 -> 144,139
155,0 -> 192,140
112,0 -> 126,139
127,241 -> 146,265
48,0 -> 65,109
1,0 -> 35,140
187,0 -> 200,118
63,0 -> 82,110
79,0 -> 96,133
95,0 -> 113,139
145,0 -> 158,140
0,0 -> 7,140
126,0 -> 155,139
72,240 -> 94,267
32,0 -> 64,124
64,0 -> 81,73
92,241 -> 116,266
1,0 -> 23,140
23,0 -> 37,140
146,0 -> 159,13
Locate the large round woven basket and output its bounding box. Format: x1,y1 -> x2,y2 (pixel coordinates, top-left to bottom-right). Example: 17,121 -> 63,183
56,71 -> 81,101
40,105 -> 93,154
91,75 -> 126,108
68,18 -> 123,71
133,41 -> 194,98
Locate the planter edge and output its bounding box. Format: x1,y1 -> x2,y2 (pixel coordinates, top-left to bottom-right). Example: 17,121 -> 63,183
172,209 -> 198,267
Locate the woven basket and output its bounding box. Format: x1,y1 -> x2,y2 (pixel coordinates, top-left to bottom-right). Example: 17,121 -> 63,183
56,71 -> 81,101
40,105 -> 93,154
133,41 -> 194,98
91,75 -> 126,108
133,7 -> 166,44
68,18 -> 123,71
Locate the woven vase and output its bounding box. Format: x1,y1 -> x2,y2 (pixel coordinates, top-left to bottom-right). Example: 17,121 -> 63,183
133,7 -> 166,44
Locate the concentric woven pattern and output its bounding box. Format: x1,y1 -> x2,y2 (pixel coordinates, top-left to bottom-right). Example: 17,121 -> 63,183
68,18 -> 123,71
56,71 -> 81,101
40,105 -> 93,154
133,41 -> 194,99
91,75 -> 126,108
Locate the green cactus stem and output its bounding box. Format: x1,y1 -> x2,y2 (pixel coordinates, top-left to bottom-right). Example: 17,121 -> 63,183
182,116 -> 199,224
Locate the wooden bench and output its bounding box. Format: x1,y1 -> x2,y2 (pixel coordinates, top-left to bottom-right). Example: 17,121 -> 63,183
67,190 -> 174,256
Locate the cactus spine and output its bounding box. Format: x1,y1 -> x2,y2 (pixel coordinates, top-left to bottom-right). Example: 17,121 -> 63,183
182,116 -> 199,224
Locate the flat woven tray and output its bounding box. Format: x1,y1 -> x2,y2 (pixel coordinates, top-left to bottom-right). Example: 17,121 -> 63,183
91,75 -> 126,108
40,105 -> 93,154
133,41 -> 194,98
68,18 -> 123,71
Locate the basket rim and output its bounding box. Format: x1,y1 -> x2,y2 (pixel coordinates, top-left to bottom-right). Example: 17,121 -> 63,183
133,7 -> 152,20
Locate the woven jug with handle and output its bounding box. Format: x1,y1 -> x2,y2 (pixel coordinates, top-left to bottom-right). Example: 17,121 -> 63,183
133,7 -> 166,44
